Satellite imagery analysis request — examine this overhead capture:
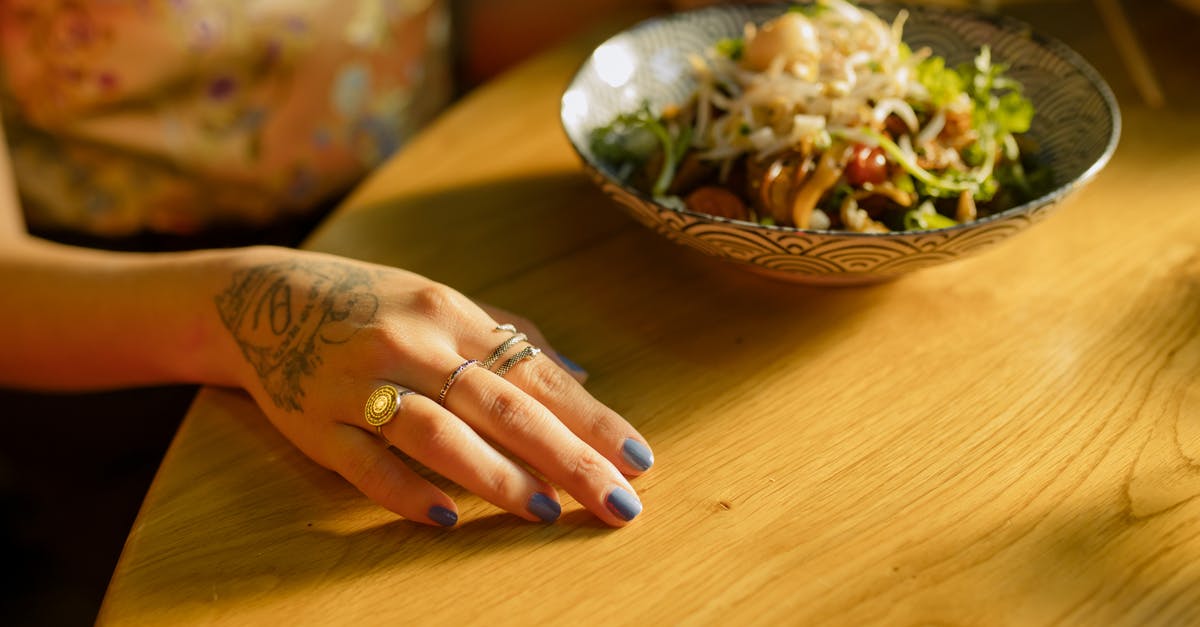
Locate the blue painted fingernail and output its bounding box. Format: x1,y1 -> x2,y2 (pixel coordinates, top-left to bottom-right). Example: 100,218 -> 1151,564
527,492 -> 562,523
556,352 -> 587,375
428,505 -> 458,527
621,438 -> 654,472
605,487 -> 642,522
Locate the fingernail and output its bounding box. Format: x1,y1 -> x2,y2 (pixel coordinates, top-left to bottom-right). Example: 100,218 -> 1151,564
555,352 -> 588,375
621,438 -> 654,472
527,492 -> 562,523
428,505 -> 458,527
605,487 -> 642,522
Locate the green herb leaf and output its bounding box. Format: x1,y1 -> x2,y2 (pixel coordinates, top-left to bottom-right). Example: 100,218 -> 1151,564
995,91 -> 1034,135
789,3 -> 829,17
903,201 -> 958,231
957,46 -> 1034,138
588,107 -> 658,166
587,102 -> 690,197
824,182 -> 854,213
916,56 -> 964,108
714,37 -> 744,61
943,46 -> 1039,201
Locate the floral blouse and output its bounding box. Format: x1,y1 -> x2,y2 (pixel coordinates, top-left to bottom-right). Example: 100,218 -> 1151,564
0,0 -> 452,236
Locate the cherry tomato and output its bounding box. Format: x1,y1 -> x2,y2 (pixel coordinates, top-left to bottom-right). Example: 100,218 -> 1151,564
845,144 -> 888,186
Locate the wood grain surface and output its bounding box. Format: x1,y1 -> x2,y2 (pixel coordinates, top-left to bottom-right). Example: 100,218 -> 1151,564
99,2 -> 1200,624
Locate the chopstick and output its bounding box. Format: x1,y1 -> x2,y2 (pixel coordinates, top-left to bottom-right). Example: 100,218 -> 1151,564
1093,0 -> 1166,108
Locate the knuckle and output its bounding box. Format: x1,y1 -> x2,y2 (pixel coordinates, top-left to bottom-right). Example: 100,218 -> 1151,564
487,468 -> 514,499
586,408 -> 622,443
358,326 -> 403,369
341,451 -> 390,496
563,449 -> 610,489
403,409 -> 453,457
485,389 -> 539,434
524,361 -> 621,443
410,283 -> 462,319
525,359 -> 573,399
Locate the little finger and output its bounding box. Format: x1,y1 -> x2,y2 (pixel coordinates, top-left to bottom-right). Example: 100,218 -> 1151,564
326,424 -> 459,527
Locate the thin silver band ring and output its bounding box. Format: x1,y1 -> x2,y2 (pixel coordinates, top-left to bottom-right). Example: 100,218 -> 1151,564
437,359 -> 480,406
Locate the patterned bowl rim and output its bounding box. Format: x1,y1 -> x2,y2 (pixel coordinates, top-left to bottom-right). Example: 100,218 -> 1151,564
560,1 -> 1122,239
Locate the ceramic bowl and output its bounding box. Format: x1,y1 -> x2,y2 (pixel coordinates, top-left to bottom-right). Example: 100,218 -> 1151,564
561,3 -> 1120,284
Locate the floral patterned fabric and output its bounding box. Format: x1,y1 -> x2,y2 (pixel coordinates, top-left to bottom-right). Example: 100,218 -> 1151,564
0,0 -> 452,236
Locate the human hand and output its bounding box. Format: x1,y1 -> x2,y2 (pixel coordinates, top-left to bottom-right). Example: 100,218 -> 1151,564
213,248 -> 652,527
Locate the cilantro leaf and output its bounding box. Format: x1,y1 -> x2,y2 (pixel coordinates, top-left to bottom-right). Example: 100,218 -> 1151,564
995,90 -> 1034,135
714,37 -> 744,61
903,201 -> 958,231
588,103 -> 688,197
789,3 -> 829,17
916,56 -> 964,107
588,107 -> 658,166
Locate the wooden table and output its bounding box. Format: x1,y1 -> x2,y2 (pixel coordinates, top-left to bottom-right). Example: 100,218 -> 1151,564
100,2 -> 1200,624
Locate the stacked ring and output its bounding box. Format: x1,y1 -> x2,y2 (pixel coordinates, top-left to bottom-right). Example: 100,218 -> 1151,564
495,346 -> 542,377
483,332 -> 528,369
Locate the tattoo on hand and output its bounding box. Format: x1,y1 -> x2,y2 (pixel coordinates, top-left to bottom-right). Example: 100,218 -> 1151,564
215,261 -> 379,412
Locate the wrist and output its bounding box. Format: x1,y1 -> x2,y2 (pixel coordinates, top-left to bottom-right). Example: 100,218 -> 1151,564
180,245 -> 298,390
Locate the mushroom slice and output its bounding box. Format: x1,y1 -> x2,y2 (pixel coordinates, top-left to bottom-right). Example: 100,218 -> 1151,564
685,186 -> 750,220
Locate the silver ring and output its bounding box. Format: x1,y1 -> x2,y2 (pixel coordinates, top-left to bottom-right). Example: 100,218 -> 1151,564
483,333 -> 528,369
495,346 -> 542,377
437,359 -> 479,406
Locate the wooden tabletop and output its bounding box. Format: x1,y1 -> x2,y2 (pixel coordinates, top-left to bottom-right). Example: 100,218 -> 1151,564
100,2 -> 1200,624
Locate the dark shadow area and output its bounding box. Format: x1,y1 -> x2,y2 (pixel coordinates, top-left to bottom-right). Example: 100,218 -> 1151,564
0,385 -> 196,626
0,199 -> 336,626
1021,500 -> 1200,625
303,171 -> 637,294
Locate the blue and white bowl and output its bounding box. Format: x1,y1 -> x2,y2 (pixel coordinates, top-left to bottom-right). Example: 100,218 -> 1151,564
561,2 -> 1120,284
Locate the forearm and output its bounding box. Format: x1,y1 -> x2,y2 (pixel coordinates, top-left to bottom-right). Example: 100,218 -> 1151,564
0,239 -> 285,391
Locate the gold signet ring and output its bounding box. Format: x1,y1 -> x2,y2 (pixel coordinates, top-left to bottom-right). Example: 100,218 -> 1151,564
365,385 -> 415,442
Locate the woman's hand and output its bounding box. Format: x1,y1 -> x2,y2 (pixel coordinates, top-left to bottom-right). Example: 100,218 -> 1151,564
214,247 -> 653,527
